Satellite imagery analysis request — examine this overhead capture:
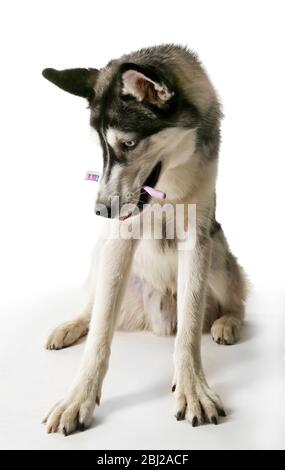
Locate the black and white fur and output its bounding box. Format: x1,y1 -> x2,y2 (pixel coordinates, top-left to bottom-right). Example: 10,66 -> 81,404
42,45 -> 247,435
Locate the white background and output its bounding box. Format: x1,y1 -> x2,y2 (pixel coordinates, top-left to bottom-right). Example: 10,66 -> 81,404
0,0 -> 285,450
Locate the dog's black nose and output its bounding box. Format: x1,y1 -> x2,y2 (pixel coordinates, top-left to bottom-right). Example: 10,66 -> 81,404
95,204 -> 112,218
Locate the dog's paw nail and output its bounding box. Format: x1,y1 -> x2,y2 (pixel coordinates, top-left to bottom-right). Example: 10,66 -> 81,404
78,421 -> 85,432
63,426 -> 68,436
217,408 -> 226,417
211,416 -> 218,425
172,384 -> 176,392
192,416 -> 199,427
175,411 -> 185,421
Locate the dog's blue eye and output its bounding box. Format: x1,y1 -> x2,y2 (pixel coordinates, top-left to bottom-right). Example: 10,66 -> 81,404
123,140 -> 136,148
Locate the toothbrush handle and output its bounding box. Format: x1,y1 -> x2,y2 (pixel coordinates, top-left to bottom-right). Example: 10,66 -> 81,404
143,186 -> 166,200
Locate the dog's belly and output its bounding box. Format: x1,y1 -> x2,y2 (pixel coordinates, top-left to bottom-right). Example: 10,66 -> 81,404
132,239 -> 178,294
119,239 -> 178,335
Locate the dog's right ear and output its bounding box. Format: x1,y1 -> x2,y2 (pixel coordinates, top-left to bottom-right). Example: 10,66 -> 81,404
42,68 -> 99,101
121,65 -> 174,107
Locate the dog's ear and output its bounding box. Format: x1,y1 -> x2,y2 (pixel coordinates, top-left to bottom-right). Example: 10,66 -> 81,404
42,68 -> 99,101
121,66 -> 174,106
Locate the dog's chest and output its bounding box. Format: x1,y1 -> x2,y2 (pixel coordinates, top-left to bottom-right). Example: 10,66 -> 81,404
132,238 -> 178,293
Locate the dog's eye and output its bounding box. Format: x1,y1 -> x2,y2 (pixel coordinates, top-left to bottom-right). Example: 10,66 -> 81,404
122,140 -> 136,149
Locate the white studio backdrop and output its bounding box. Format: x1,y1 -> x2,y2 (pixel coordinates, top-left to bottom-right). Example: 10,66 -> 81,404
0,0 -> 285,451
1,1 -> 285,311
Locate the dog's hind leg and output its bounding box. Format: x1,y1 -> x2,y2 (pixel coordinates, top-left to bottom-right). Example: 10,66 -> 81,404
45,240 -> 103,350
202,292 -> 220,334
45,301 -> 92,350
208,227 -> 248,345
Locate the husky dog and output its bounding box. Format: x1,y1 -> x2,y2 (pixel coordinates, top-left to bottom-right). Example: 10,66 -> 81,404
42,45 -> 247,435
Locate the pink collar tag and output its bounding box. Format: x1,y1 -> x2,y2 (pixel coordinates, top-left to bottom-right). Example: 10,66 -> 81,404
85,170 -> 100,182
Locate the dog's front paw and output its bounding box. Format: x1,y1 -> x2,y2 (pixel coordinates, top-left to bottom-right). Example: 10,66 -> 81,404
173,372 -> 226,427
42,385 -> 100,435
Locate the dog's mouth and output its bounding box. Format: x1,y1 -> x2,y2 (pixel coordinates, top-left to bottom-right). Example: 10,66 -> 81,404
118,161 -> 162,221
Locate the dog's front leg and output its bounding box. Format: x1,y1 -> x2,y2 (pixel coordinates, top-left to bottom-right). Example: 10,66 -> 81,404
173,235 -> 226,426
43,238 -> 135,435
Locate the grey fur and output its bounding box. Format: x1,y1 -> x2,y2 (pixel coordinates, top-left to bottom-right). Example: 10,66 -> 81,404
42,45 -> 248,434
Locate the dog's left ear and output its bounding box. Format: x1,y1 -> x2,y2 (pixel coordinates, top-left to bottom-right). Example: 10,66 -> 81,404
42,68 -> 99,101
121,67 -> 174,106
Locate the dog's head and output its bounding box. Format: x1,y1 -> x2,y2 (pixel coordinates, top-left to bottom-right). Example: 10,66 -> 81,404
43,46 -> 220,219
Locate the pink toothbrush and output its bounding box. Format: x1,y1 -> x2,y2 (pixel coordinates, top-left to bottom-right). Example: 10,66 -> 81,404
85,171 -> 166,200
142,186 -> 166,200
